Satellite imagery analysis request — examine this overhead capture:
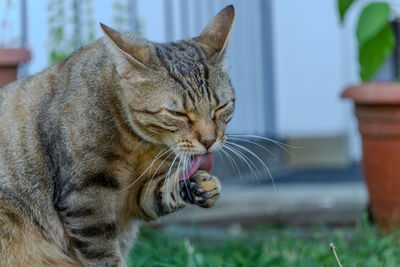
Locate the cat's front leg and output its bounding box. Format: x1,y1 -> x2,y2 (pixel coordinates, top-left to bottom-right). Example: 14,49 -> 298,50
138,170 -> 221,219
56,174 -> 124,267
179,170 -> 222,208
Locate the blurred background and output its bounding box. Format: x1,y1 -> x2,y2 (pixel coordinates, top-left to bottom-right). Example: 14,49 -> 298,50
3,0 -> 400,265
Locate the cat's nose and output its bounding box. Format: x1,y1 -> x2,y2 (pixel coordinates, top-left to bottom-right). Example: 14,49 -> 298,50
200,138 -> 216,149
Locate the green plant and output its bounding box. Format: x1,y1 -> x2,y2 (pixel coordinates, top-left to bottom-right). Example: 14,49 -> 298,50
127,218 -> 400,267
338,0 -> 398,81
47,0 -> 95,65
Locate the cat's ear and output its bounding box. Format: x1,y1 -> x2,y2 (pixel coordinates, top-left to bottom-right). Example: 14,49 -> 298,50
100,23 -> 156,81
195,5 -> 235,60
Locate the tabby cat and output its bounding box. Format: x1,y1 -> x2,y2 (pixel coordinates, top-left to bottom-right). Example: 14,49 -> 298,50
0,5 -> 235,266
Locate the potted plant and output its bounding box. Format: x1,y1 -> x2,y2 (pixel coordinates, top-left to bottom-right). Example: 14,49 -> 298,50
0,48 -> 30,88
340,0 -> 400,231
0,0 -> 30,88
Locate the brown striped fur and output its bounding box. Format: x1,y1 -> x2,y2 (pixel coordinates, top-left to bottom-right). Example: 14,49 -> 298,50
0,5 -> 235,266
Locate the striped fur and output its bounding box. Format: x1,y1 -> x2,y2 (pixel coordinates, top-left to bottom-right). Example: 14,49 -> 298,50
0,5 -> 235,266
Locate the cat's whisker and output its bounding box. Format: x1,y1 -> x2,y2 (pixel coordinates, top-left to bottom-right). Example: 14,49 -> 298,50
171,151 -> 186,206
132,133 -> 160,153
172,154 -> 185,219
171,152 -> 187,205
120,148 -> 171,192
166,151 -> 180,185
227,134 -> 301,154
215,149 -> 223,162
227,134 -> 291,147
181,152 -> 192,199
164,150 -> 181,203
227,137 -> 280,162
223,144 -> 259,182
226,141 -> 276,190
171,152 -> 184,202
218,148 -> 243,179
120,145 -> 176,192
143,150 -> 175,198
171,152 -> 184,205
221,146 -> 244,174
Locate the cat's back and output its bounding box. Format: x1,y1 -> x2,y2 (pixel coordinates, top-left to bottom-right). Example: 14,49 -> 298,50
0,65 -> 58,123
0,38 -> 106,157
0,66 -> 58,164
0,37 -> 108,115
0,68 -> 62,224
0,66 -> 80,266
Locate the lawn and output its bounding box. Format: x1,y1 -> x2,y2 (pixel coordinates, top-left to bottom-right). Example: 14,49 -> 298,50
128,217 -> 400,267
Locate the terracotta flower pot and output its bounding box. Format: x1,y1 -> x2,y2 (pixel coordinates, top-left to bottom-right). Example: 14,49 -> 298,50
0,48 -> 31,88
342,82 -> 400,231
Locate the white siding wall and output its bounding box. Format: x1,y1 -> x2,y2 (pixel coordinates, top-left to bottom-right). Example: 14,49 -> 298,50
271,0 -> 361,159
272,0 -> 354,137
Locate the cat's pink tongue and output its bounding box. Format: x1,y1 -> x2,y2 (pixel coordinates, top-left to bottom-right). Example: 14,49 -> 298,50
179,153 -> 213,181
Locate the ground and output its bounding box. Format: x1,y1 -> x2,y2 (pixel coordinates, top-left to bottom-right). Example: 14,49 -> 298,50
128,217 -> 400,267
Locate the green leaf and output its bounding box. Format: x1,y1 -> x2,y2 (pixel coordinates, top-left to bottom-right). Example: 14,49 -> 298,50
338,0 -> 356,23
50,51 -> 69,65
359,23 -> 395,81
356,2 -> 391,48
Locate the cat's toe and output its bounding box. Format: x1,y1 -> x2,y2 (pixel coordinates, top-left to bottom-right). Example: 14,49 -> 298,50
179,171 -> 221,208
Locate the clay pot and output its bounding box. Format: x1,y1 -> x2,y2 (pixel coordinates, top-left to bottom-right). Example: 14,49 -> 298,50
342,83 -> 400,231
0,48 -> 31,88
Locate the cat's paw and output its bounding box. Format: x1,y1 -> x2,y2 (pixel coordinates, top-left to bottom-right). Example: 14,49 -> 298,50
179,170 -> 221,208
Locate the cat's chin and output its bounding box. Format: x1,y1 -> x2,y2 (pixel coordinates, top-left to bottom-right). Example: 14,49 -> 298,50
179,153 -> 213,181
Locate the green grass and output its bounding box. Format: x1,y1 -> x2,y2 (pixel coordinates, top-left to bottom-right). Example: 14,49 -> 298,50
128,218 -> 400,267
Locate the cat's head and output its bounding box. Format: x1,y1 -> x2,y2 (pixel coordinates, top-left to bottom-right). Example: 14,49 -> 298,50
102,5 -> 235,156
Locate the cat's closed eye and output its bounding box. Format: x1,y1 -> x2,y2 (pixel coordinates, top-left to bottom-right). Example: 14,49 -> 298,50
215,102 -> 229,112
213,100 -> 234,121
166,110 -> 190,120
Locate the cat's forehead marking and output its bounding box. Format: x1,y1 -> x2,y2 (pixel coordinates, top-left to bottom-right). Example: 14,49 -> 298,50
153,41 -> 219,107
